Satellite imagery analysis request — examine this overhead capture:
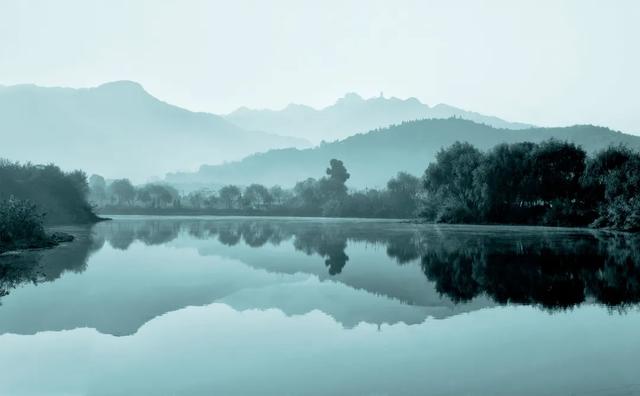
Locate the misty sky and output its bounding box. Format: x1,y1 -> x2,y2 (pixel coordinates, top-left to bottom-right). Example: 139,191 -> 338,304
1,0 -> 639,134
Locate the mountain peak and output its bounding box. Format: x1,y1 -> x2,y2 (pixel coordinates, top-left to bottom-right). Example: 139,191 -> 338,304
335,92 -> 364,105
96,80 -> 146,93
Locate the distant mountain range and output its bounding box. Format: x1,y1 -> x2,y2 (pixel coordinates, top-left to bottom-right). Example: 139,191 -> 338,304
167,118 -> 640,190
225,92 -> 533,143
0,81 -> 308,181
3,81 -> 639,187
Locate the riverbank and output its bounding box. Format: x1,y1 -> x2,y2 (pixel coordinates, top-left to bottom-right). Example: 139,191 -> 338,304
98,207 -> 403,219
98,210 -> 640,233
0,231 -> 75,255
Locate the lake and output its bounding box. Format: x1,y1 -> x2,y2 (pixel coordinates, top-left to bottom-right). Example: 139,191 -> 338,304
1,216 -> 639,396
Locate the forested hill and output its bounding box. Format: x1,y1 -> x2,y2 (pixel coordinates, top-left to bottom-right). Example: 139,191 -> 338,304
0,81 -> 308,182
225,93 -> 532,143
166,118 -> 640,190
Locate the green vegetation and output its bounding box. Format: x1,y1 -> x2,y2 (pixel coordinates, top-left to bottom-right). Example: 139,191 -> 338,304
95,160 -> 421,219
83,136 -> 639,231
0,159 -> 100,252
167,118 -> 640,190
94,140 -> 640,231
422,141 -> 640,230
0,197 -> 73,254
0,159 -> 99,224
0,197 -> 48,253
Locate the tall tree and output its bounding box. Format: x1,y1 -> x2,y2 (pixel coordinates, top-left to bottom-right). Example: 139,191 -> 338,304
386,172 -> 420,217
242,184 -> 272,210
219,185 -> 242,209
109,179 -> 136,206
423,142 -> 483,222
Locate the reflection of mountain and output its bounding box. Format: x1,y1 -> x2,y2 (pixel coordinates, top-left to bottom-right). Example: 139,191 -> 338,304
103,218 -> 486,309
2,218 -> 639,338
219,277 -> 480,329
100,218 -> 640,310
3,302 -> 640,396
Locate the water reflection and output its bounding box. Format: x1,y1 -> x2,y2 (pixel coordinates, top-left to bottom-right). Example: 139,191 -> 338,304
420,232 -> 640,310
1,217 -> 639,337
2,217 -> 640,396
95,218 -> 640,310
0,226 -> 102,301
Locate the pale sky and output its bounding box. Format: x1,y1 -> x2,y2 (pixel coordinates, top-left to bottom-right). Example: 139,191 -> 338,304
1,0 -> 639,134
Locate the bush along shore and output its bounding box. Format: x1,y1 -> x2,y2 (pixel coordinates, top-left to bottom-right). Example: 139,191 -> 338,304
421,141 -> 640,231
1,159 -> 106,254
0,197 -> 76,254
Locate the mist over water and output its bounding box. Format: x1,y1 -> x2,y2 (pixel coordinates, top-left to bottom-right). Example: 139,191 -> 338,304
1,217 -> 639,395
2,2 -> 640,395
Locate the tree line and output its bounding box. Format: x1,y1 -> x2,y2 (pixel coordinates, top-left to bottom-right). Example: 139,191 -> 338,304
1,160 -> 99,252
0,159 -> 98,224
421,140 -> 640,230
92,159 -> 422,219
4,138 -> 638,231
93,139 -> 640,230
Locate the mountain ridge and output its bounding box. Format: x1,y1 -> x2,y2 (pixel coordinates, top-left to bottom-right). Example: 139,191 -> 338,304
0,81 -> 309,182
225,92 -> 534,143
166,118 -> 640,190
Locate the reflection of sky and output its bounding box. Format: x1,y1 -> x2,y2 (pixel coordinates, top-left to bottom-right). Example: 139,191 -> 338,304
0,234 -> 482,336
1,303 -> 639,396
2,219 -> 640,395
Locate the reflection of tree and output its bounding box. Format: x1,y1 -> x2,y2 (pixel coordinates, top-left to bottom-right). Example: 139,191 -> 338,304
135,221 -> 180,246
0,226 -> 99,303
386,234 -> 421,265
421,248 -> 481,303
218,227 -> 241,246
294,227 -> 349,275
324,247 -> 349,275
102,221 -> 180,249
240,223 -> 275,247
108,223 -> 135,250
0,253 -> 41,299
416,232 -> 640,310
95,218 -> 640,310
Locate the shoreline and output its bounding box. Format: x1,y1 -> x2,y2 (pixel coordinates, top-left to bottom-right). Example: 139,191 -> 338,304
97,212 -> 638,233
0,231 -> 75,256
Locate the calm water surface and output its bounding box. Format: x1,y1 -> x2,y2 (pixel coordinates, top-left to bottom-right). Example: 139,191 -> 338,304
1,216 -> 639,396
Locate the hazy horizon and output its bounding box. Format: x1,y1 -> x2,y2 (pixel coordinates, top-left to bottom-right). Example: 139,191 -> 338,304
2,3 -> 640,393
1,0 -> 639,135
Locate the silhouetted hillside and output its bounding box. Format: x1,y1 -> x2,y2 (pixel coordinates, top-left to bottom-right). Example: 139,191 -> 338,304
166,118 -> 640,189
0,81 -> 309,181
225,93 -> 533,143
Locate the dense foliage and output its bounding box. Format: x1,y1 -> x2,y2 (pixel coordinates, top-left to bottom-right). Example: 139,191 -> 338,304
0,197 -> 48,253
422,140 -> 640,230
94,160 -> 422,219
0,159 -> 98,224
90,139 -> 639,230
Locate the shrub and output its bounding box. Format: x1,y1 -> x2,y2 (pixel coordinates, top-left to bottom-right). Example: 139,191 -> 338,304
0,197 -> 48,252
